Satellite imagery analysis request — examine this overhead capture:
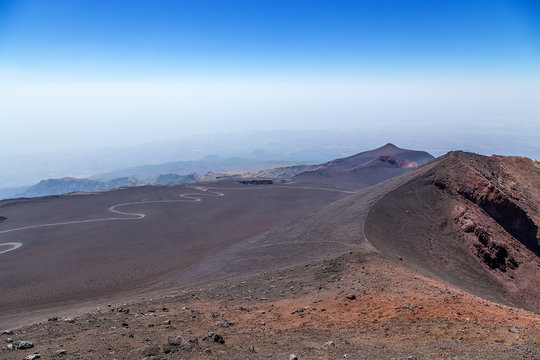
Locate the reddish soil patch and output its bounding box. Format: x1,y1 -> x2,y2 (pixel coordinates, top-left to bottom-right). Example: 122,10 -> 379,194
2,253 -> 538,359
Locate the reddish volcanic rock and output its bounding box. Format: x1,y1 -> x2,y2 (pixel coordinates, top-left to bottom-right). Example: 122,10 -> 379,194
366,151 -> 540,312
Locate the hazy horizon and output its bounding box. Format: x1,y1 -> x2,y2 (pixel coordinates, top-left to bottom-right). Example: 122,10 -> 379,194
1,1 -> 539,159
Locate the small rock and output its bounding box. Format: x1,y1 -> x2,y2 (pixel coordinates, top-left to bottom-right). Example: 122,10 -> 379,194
345,294 -> 356,300
167,337 -> 195,352
202,332 -> 224,344
162,344 -> 173,354
6,337 -> 12,343
6,343 -> 14,350
131,345 -> 160,357
509,326 -> 520,334
63,318 -> 75,323
168,336 -> 183,346
215,320 -> 235,327
2,330 -> 14,335
18,341 -> 35,350
291,307 -> 306,314
55,349 -> 67,356
211,311 -> 222,318
323,341 -> 335,348
289,354 -> 298,360
144,345 -> 160,356
402,304 -> 415,310
163,320 -> 171,325
249,345 -> 256,353
26,355 -> 40,360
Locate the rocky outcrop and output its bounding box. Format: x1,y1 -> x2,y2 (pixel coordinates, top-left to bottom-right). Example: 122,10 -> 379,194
19,177 -> 146,197
238,179 -> 274,185
150,173 -> 200,185
432,152 -> 539,256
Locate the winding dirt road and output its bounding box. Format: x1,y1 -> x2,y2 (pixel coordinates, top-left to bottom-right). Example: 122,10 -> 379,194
0,185 -> 354,255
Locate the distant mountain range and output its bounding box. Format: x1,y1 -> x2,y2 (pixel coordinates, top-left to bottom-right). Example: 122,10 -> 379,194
91,155 -> 302,181
0,130 -> 403,189
19,177 -> 144,198
2,144 -> 435,199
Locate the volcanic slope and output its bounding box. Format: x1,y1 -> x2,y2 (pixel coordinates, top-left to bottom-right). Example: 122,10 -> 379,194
0,182 -> 351,324
0,144 -> 434,329
2,154 -> 539,359
292,143 -> 434,189
365,151 -> 540,312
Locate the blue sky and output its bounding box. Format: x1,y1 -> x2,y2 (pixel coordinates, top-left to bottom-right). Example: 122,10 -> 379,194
1,0 -> 539,80
0,0 -> 539,156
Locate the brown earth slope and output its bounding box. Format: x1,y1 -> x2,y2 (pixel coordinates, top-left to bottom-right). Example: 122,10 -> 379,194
365,151 -> 540,312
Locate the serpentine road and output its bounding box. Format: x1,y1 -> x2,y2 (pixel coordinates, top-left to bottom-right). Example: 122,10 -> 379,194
0,185 -> 355,255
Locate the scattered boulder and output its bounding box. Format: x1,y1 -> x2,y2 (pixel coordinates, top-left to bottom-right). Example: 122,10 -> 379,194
25,354 -> 40,360
164,336 -> 199,353
289,354 -> 298,360
2,330 -> 14,335
55,349 -> 67,356
130,344 -> 160,357
202,332 -> 224,344
509,326 -> 520,334
345,294 -> 356,300
17,341 -> 34,350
